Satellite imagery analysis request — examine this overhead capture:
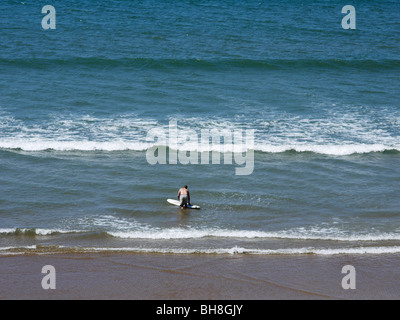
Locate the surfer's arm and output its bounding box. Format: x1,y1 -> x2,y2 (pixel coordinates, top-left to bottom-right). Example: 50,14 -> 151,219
177,190 -> 181,200
188,191 -> 190,203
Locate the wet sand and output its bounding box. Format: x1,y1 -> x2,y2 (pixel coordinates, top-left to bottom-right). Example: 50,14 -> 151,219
0,253 -> 399,300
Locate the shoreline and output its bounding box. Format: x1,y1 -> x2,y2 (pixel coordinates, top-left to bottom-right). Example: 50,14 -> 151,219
1,252 -> 399,300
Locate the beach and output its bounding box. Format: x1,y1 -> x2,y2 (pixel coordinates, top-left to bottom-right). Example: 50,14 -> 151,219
1,0 -> 400,301
1,252 -> 399,300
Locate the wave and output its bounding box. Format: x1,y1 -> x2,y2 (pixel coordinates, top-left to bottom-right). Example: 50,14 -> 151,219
109,228 -> 400,242
2,227 -> 400,242
79,246 -> 400,256
1,245 -> 400,256
0,140 -> 150,152
253,144 -> 400,156
1,110 -> 399,155
1,57 -> 399,71
1,140 -> 399,155
0,228 -> 81,236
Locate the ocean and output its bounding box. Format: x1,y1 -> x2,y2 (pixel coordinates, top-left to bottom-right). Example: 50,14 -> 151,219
1,0 -> 399,257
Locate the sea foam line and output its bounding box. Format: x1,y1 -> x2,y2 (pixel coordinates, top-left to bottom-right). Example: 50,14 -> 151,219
2,227 -> 400,242
108,227 -> 400,242
83,246 -> 400,256
0,140 -> 399,155
0,228 -> 82,236
2,245 -> 400,256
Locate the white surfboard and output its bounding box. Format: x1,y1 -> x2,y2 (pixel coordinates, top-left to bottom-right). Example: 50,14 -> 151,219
167,199 -> 200,209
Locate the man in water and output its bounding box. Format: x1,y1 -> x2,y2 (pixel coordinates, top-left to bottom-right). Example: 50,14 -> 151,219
178,185 -> 191,208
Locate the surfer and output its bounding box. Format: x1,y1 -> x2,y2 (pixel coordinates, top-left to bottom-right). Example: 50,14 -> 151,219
178,185 -> 190,208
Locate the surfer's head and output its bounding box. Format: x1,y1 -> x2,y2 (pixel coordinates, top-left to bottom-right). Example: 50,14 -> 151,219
184,185 -> 188,189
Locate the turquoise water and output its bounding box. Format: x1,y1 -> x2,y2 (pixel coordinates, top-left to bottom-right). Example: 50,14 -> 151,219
0,0 -> 399,255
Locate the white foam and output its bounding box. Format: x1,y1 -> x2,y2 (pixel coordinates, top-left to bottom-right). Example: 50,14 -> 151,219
108,226 -> 400,242
0,228 -> 80,235
108,228 -> 269,240
0,228 -> 17,234
2,223 -> 400,242
253,143 -> 398,155
2,245 -> 400,256
0,112 -> 399,155
1,138 -> 398,155
72,245 -> 400,256
0,139 -> 151,151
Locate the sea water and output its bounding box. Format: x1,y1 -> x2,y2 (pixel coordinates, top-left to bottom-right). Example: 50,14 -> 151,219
0,0 -> 399,256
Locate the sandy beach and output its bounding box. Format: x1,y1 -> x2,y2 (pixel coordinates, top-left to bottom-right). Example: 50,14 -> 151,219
1,253 -> 399,300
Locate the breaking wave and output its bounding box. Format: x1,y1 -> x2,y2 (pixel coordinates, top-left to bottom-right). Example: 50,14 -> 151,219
2,226 -> 400,242
2,244 -> 400,256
